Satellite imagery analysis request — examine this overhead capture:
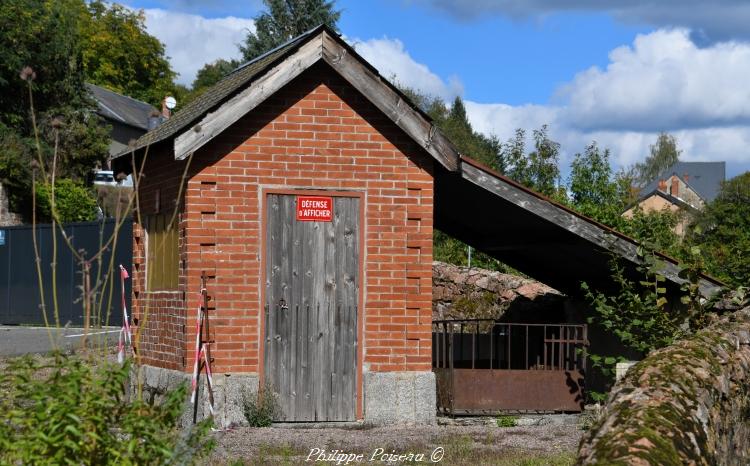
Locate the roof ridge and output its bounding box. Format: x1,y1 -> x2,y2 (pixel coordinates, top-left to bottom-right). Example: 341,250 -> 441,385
229,24 -> 328,77
86,82 -> 155,109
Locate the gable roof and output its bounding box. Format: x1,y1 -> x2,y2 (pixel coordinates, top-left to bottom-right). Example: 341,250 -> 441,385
87,83 -> 157,131
114,25 -> 460,171
126,27 -> 320,151
625,188 -> 700,214
640,161 -> 726,203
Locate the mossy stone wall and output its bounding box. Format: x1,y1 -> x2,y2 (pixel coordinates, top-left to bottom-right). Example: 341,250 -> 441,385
577,307 -> 750,465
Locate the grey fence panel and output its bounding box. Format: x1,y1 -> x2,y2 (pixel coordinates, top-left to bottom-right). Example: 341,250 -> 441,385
0,219 -> 132,327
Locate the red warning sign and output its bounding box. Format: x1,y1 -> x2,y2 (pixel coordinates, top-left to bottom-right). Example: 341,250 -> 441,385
296,196 -> 333,222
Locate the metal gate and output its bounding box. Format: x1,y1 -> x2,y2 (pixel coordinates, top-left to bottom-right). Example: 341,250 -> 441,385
433,320 -> 588,413
263,194 -> 359,421
0,219 -> 132,326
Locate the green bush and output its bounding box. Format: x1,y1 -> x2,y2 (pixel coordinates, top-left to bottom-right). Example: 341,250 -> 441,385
35,178 -> 99,223
0,353 -> 214,465
496,415 -> 518,428
241,383 -> 279,427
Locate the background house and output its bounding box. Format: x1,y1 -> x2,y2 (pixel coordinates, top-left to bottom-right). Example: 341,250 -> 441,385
87,83 -> 162,165
623,161 -> 725,235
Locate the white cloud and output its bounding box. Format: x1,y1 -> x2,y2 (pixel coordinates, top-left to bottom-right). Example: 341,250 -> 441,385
461,29 -> 750,177
559,29 -> 750,131
350,37 -> 463,101
135,7 -> 254,85
349,29 -> 750,176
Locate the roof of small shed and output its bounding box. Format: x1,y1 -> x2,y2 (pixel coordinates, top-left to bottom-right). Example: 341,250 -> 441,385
123,28 -> 318,151
113,25 -> 723,298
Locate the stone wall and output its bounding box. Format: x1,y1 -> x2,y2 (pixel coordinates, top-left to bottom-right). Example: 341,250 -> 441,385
0,183 -> 23,226
577,306 -> 750,465
432,261 -> 563,321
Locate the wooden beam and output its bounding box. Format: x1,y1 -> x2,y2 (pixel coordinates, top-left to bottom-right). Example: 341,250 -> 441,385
173,35 -> 324,160
460,163 -> 722,297
321,32 -> 460,172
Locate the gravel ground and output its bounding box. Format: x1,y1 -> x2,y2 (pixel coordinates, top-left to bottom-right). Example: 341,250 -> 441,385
209,420 -> 583,465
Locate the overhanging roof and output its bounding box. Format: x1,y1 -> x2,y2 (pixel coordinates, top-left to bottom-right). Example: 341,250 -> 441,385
436,157 -> 723,297
114,25 -> 723,299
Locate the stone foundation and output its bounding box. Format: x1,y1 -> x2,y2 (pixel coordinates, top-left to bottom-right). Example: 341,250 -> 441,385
135,365 -> 258,428
135,366 -> 436,427
363,371 -> 436,425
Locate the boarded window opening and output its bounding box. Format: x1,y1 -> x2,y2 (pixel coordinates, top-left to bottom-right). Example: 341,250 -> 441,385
145,213 -> 179,290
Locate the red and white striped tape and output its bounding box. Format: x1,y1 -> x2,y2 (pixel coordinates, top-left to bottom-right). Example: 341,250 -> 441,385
190,293 -> 203,404
189,287 -> 215,416
117,265 -> 133,364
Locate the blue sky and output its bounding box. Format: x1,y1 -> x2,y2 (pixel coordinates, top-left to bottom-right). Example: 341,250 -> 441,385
126,0 -> 750,178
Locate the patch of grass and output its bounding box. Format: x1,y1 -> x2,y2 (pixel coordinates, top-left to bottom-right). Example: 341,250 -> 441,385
445,434 -> 474,457
497,415 -> 519,427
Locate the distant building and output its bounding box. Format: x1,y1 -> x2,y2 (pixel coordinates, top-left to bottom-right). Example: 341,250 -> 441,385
623,161 -> 725,235
86,83 -> 162,164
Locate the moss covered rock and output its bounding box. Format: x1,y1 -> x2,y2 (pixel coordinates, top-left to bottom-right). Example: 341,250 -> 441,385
577,307 -> 750,465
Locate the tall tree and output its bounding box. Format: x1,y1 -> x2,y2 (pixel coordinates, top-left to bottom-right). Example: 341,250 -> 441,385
80,1 -> 177,106
439,97 -> 502,171
688,172 -> 750,288
502,125 -> 561,197
192,59 -> 240,92
568,142 -> 623,225
634,132 -> 681,186
0,0 -> 109,215
241,0 -> 341,62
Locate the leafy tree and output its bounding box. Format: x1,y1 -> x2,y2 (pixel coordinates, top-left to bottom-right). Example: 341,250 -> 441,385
431,97 -> 502,171
620,207 -> 680,257
634,132 -> 681,186
688,172 -> 750,287
569,142 -> 617,209
192,59 -> 240,91
0,0 -> 90,130
502,125 -> 561,197
568,142 -> 638,228
80,1 -> 178,106
0,0 -> 110,217
241,0 -> 341,62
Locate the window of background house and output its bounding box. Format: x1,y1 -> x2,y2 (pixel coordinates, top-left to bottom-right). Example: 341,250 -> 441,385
145,213 -> 179,290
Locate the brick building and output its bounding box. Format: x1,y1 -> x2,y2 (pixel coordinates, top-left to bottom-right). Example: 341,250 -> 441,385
114,26 -> 722,426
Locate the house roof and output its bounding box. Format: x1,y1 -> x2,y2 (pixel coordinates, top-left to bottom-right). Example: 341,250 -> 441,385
86,83 -> 157,131
117,26 -> 323,154
640,161 -> 726,203
114,25 -> 454,167
627,188 -> 699,213
112,25 -> 723,298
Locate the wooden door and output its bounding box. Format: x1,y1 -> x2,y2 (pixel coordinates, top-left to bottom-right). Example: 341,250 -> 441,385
264,194 -> 359,421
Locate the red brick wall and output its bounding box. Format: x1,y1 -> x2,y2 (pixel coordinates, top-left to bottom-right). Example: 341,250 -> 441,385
133,62 -> 434,375
131,149 -> 187,370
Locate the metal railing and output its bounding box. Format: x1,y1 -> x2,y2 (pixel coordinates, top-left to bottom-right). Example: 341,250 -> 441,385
433,319 -> 587,372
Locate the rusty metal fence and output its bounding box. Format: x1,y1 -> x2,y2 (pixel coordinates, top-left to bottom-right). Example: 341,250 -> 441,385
433,320 -> 588,414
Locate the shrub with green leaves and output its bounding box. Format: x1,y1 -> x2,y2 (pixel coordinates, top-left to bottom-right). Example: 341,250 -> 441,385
581,241 -> 714,379
0,353 -> 214,465
496,415 -> 518,428
35,178 -> 99,223
241,383 -> 279,427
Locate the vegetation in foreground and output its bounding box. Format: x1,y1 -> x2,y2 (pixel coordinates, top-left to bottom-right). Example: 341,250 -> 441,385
0,352 -> 214,465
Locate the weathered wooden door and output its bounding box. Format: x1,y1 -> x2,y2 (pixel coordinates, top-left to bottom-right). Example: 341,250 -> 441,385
264,194 -> 359,421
